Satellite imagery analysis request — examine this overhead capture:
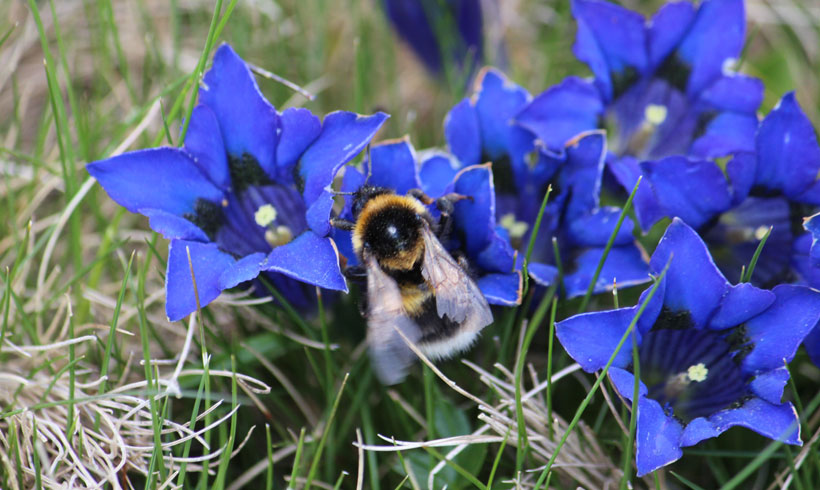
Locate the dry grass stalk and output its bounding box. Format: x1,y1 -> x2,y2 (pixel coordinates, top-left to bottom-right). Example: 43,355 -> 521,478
0,302 -> 271,489
355,327 -> 621,489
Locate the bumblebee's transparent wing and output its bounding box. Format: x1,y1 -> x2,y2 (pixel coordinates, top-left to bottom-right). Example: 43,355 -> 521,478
420,224 -> 493,356
364,253 -> 422,385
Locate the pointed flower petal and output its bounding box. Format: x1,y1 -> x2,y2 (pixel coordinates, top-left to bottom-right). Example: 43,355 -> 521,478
275,107 -> 322,182
200,44 -> 279,177
754,92 -> 820,198
87,148 -> 224,217
477,272 -> 522,306
142,209 -> 209,242
419,153 -> 459,198
166,239 -> 236,322
515,77 -> 603,151
640,156 -> 732,230
183,104 -> 230,189
607,155 -> 666,231
743,284 -> 820,372
368,138 -> 422,194
681,398 -> 801,448
219,252 -> 268,290
709,283 -> 775,330
564,245 -> 650,298
473,68 -> 531,161
650,219 -> 729,327
300,111 -> 389,236
561,131 -> 607,221
675,0 -> 745,97
647,1 -> 696,69
635,395 -> 684,476
571,0 -> 648,101
264,232 -> 348,292
556,307 -> 638,372
452,164 -> 496,256
445,98 -> 481,168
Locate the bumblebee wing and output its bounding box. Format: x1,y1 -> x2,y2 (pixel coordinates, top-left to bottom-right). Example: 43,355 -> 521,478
364,252 -> 422,385
420,224 -> 493,348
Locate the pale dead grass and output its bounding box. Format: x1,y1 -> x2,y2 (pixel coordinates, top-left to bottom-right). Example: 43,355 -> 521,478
0,288 -> 272,489
356,326 -> 622,490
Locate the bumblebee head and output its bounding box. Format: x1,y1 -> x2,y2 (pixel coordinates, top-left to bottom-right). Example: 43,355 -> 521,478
351,189 -> 429,271
351,185 -> 391,218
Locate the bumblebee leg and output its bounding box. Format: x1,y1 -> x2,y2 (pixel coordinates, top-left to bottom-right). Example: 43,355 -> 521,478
437,192 -> 471,209
450,249 -> 472,272
432,193 -> 469,240
358,292 -> 369,317
407,188 -> 434,205
343,265 -> 368,284
330,217 -> 356,231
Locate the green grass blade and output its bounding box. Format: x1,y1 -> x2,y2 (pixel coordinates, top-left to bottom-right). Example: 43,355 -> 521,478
305,373 -> 349,489
422,446 -> 488,490
178,0 -> 225,143
487,427 -> 511,489
620,301 -> 641,489
742,225 -> 772,283
175,365 -> 209,488
265,424 -> 274,490
514,283 -> 558,470
97,250 -> 134,399
546,296 -> 557,440
0,21 -> 17,49
522,184 -> 553,297
289,427 -> 307,488
670,471 -> 707,490
213,355 -> 240,489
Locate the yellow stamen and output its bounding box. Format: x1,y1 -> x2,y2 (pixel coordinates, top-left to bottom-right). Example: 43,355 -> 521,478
265,226 -> 293,248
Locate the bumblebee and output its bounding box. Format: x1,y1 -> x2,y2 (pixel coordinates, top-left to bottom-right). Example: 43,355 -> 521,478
331,186 -> 493,384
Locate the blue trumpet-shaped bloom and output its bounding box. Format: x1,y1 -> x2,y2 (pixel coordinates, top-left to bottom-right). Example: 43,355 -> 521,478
804,213 -> 820,289
802,213 -> 820,366
557,219 -> 820,475
444,68 -> 650,297
632,93 -> 820,288
382,0 -> 483,77
517,0 -> 760,158
87,44 -> 388,321
515,0 -> 761,226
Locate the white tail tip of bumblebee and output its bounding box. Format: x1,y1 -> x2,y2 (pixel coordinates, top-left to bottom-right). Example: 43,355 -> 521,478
419,330 -> 481,361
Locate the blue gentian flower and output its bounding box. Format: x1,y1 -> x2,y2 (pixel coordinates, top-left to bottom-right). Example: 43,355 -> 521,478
801,213 -> 820,366
333,137 -> 523,306
382,0 -> 483,77
804,213 -> 820,289
633,92 -> 820,287
557,218 -> 820,476
515,0 -> 762,228
445,68 -> 649,297
87,44 -> 388,321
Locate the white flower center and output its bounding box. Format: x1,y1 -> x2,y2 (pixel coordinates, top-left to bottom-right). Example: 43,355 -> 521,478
687,363 -> 708,383
644,104 -> 668,126
254,204 -> 278,227
500,213 -> 529,241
